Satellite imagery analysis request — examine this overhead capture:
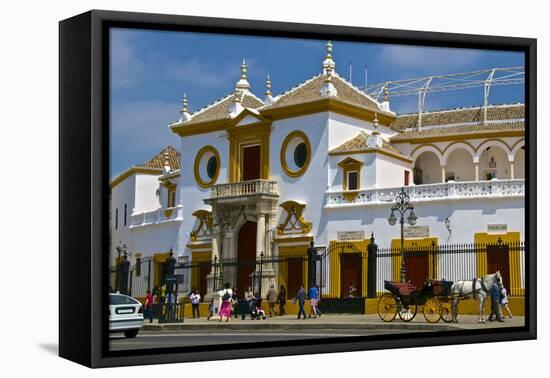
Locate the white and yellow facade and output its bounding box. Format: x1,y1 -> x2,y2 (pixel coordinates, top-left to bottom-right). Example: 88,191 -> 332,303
110,42 -> 525,300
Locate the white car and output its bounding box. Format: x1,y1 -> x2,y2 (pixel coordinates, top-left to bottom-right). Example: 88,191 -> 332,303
109,293 -> 144,338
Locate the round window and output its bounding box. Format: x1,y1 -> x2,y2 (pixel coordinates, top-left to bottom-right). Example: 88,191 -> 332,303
206,156 -> 217,179
280,131 -> 311,177
294,143 -> 307,168
194,146 -> 220,188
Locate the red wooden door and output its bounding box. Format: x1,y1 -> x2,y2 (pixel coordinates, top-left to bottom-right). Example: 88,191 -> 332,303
340,253 -> 362,298
242,145 -> 261,181
404,250 -> 428,288
237,221 -> 257,292
287,257 -> 303,298
487,244 -> 510,290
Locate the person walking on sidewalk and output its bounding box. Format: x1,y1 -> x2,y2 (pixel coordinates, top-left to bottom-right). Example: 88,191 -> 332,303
144,289 -> 154,323
267,284 -> 278,317
277,285 -> 287,316
488,282 -> 504,322
295,285 -> 307,319
189,288 -> 201,319
218,282 -> 233,322
500,286 -> 513,319
308,284 -> 318,318
315,284 -> 322,318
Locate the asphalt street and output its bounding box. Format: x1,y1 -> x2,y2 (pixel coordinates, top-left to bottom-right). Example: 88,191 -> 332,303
110,329 -> 423,351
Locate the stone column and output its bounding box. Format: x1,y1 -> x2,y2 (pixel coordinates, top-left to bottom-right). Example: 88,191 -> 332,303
441,165 -> 446,183
510,161 -> 515,179
474,162 -> 479,181
256,214 -> 266,257
205,232 -> 221,301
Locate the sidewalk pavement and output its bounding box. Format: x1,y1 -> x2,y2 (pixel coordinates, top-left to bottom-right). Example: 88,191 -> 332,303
143,314 -> 524,332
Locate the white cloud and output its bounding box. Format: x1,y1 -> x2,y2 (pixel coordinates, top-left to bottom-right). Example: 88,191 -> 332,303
377,45 -> 482,73
110,31 -> 147,90
110,100 -> 180,177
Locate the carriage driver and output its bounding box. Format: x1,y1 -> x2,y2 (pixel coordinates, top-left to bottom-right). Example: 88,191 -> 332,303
488,282 -> 504,322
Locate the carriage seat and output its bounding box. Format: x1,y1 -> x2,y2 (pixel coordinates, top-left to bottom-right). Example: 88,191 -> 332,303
390,282 -> 417,296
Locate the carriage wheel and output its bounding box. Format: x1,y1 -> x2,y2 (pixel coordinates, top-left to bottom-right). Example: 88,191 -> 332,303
377,293 -> 398,322
423,298 -> 442,323
440,301 -> 455,323
398,303 -> 417,322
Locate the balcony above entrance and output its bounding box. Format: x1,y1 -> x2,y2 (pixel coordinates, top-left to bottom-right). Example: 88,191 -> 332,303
206,179 -> 279,204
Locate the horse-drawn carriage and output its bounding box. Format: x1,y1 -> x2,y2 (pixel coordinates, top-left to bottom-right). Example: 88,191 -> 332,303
377,279 -> 455,323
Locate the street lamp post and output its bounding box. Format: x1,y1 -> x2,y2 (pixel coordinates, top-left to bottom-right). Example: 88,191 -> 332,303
387,188 -> 417,283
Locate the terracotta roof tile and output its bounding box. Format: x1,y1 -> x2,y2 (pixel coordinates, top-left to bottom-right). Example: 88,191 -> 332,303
135,145 -> 181,171
390,121 -> 524,141
330,133 -> 408,159
181,92 -> 264,126
264,73 -> 387,115
391,104 -> 524,131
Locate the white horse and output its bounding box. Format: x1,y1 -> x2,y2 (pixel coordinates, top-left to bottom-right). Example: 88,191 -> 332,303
450,271 -> 503,323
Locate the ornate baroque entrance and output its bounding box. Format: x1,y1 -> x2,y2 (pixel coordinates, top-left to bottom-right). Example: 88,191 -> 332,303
237,221 -> 257,291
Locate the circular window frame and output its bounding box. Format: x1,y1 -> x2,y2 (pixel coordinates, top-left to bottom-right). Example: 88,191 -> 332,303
194,145 -> 221,188
280,131 -> 311,177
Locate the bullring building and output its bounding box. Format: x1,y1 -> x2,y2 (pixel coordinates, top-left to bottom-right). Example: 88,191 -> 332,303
110,42 -> 525,301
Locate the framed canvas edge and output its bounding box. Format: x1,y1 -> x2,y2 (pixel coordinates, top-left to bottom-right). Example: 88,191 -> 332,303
58,9 -> 537,369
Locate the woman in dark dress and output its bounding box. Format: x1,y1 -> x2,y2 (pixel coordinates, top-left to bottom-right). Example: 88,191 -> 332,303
277,285 -> 287,316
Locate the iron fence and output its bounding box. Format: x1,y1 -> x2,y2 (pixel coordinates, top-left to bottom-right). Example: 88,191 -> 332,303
109,239 -> 526,308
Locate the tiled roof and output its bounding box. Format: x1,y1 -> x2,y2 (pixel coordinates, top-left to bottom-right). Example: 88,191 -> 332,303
181,92 -> 264,126
391,104 -> 525,132
330,133 -> 409,160
135,145 -> 181,171
390,121 -> 524,141
263,73 -> 388,115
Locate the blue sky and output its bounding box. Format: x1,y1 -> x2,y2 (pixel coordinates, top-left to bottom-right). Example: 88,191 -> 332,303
110,28 -> 524,178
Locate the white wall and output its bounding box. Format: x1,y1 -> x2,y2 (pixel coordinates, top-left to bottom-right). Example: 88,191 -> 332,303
134,174 -> 161,213
328,112 -> 396,150
375,154 -> 411,188
325,197 -> 525,248
177,130 -> 230,257
271,112 -> 330,245
110,175 -> 136,266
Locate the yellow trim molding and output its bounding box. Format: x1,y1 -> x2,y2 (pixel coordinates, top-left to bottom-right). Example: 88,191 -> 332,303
329,148 -> 413,164
190,209 -> 213,241
191,251 -> 212,292
338,157 -> 362,200
474,232 -> 522,296
280,131 -> 312,178
110,167 -> 162,189
278,245 -> 308,293
194,145 -> 221,188
277,201 -> 312,235
328,240 -> 368,298
260,98 -> 396,126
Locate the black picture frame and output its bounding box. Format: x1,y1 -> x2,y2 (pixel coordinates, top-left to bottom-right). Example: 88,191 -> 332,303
59,9 -> 537,368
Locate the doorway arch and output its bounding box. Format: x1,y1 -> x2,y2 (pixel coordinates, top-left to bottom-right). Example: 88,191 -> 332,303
237,221 -> 257,293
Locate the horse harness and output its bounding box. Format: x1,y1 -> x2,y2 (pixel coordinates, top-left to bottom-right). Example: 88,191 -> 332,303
459,278 -> 491,300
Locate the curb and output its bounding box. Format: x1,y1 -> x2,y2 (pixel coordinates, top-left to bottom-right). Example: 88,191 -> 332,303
143,322 -> 458,332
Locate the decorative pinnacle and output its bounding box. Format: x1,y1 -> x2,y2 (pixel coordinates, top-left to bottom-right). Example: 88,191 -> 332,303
163,149 -> 171,173
326,40 -> 333,58
179,94 -> 192,122
383,85 -> 390,102
181,94 -> 188,113
241,59 -> 247,78
265,74 -> 272,95
372,113 -> 380,135
236,58 -> 251,91
322,40 -> 336,74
